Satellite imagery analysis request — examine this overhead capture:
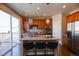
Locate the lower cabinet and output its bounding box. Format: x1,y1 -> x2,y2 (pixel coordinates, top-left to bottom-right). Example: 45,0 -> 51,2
62,35 -> 68,46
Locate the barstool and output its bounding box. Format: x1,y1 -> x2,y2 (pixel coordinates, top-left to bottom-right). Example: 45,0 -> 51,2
35,42 -> 46,55
23,42 -> 35,56
47,41 -> 58,56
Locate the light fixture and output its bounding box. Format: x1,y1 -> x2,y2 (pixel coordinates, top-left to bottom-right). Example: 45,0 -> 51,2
63,5 -> 66,8
46,19 -> 50,24
24,13 -> 27,16
29,3 -> 32,4
44,13 -> 46,16
29,18 -> 33,25
37,7 -> 40,10
24,11 -> 28,16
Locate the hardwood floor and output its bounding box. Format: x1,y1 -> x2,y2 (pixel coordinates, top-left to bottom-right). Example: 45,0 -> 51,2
59,45 -> 73,56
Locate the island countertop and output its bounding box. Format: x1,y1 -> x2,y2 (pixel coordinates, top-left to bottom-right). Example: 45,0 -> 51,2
20,35 -> 59,41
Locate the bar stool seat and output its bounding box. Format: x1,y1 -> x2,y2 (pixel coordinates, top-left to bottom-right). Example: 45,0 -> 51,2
35,42 -> 46,55
23,42 -> 35,56
47,41 -> 58,56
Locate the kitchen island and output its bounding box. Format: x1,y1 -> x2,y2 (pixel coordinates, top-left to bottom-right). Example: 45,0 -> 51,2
20,35 -> 59,55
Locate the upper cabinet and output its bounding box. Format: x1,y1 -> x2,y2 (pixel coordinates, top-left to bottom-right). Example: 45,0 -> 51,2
32,19 -> 52,29
66,11 -> 79,23
74,12 -> 79,21
66,14 -> 74,23
32,19 -> 46,29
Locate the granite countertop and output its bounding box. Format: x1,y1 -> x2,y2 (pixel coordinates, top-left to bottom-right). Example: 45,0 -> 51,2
20,35 -> 59,41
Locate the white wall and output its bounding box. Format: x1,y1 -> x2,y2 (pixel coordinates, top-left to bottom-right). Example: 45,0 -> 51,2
52,13 -> 62,44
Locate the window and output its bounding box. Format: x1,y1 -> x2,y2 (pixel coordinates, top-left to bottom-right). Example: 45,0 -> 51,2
0,10 -> 20,56
75,21 -> 79,33
12,16 -> 20,33
67,23 -> 72,31
12,16 -> 20,43
0,10 -> 10,33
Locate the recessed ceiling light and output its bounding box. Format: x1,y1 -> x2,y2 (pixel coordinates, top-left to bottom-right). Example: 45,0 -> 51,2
63,5 -> 66,8
29,3 -> 32,4
24,13 -> 27,16
37,7 -> 40,10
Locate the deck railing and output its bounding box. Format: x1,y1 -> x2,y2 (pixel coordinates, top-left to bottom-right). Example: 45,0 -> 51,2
0,33 -> 20,44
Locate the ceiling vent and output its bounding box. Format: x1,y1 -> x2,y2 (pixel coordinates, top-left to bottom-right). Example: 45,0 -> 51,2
46,3 -> 50,5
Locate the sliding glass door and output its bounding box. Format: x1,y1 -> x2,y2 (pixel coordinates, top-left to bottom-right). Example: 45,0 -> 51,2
0,10 -> 12,56
0,10 -> 20,56
12,16 -> 20,43
0,10 -> 11,43
11,16 -> 20,56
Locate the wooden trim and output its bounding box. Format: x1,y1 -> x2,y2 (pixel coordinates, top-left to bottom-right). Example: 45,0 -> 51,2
0,3 -> 23,18
66,11 -> 79,17
4,4 -> 23,17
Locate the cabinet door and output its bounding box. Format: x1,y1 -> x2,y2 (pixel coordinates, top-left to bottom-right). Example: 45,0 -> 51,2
38,20 -> 41,29
66,15 -> 74,23
62,35 -> 68,46
74,12 -> 79,21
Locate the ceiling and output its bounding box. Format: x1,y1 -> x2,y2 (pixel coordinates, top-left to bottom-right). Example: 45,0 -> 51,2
6,3 -> 79,18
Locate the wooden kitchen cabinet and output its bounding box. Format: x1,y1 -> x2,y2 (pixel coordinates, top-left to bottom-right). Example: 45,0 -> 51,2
62,35 -> 68,46
66,14 -> 74,23
66,12 -> 79,23
74,12 -> 79,21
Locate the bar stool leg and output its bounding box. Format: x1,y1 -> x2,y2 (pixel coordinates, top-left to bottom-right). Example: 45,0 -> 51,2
53,49 -> 55,56
25,50 -> 28,56
23,48 -> 26,56
35,47 -> 37,56
44,48 -> 46,56
46,47 -> 48,56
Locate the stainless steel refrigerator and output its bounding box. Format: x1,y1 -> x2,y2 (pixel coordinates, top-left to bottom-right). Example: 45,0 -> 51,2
67,21 -> 79,55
